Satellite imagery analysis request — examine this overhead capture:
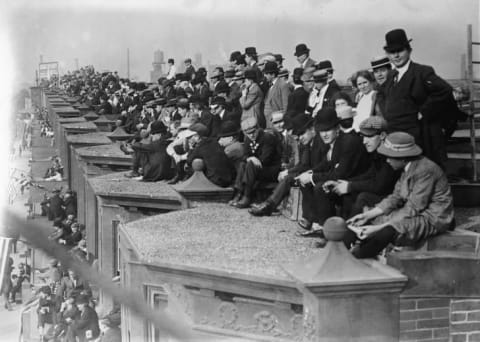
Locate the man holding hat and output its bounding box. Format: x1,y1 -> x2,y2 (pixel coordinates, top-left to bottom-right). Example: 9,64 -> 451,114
230,117 -> 282,208
348,131 -> 454,259
295,43 -> 316,69
286,68 -> 309,120
185,123 -> 234,187
295,108 -> 369,230
382,28 -> 459,169
263,61 -> 291,129
249,114 -> 321,217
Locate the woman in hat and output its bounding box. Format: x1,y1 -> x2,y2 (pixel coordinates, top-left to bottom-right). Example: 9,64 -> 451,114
351,70 -> 382,132
348,132 -> 454,259
239,69 -> 265,128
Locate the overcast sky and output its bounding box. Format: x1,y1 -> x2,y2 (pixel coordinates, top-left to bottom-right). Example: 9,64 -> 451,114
4,0 -> 480,89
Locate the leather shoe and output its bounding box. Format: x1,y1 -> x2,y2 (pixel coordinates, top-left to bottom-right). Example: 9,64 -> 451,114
167,176 -> 180,185
234,195 -> 251,209
313,238 -> 328,248
248,201 -> 274,216
296,228 -> 325,238
124,170 -> 140,178
228,192 -> 242,206
297,218 -> 312,231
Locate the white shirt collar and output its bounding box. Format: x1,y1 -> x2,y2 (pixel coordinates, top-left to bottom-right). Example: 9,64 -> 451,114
341,127 -> 354,133
405,161 -> 412,172
395,59 -> 411,81
219,109 -> 225,119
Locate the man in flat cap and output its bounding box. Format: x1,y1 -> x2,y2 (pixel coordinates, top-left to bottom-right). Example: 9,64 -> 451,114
382,28 -> 461,169
295,43 -> 317,69
263,61 -> 291,128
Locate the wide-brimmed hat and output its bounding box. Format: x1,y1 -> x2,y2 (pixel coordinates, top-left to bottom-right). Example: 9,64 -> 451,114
315,108 -> 340,131
210,69 -> 224,80
294,43 -> 310,57
384,28 -> 412,53
377,132 -> 422,158
359,116 -> 388,137
224,69 -> 236,78
370,55 -> 391,70
218,121 -> 241,137
244,69 -> 257,81
290,114 -> 314,136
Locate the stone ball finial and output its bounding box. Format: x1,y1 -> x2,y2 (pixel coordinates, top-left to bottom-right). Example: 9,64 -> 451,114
192,158 -> 205,172
323,216 -> 347,241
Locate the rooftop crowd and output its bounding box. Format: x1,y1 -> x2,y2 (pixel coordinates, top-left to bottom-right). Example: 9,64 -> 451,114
50,28 -> 469,260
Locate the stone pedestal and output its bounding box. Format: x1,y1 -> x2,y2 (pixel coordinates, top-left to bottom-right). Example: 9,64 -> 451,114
94,115 -> 115,132
285,217 -> 407,342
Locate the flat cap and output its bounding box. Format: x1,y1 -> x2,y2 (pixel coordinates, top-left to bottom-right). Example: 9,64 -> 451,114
359,116 -> 388,136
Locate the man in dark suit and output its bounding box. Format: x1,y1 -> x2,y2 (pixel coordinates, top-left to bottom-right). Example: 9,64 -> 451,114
244,47 -> 263,83
382,28 -> 459,169
295,43 -> 317,69
306,68 -> 340,117
286,68 -> 309,120
225,68 -> 242,112
184,58 -> 196,81
295,108 -> 369,229
263,62 -> 291,129
47,188 -> 65,221
73,295 -> 100,342
186,123 -> 234,187
230,117 -> 282,208
209,96 -> 241,137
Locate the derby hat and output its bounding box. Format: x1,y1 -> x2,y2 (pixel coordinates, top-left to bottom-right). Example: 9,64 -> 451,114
384,28 -> 412,53
224,69 -> 236,78
274,53 -> 284,62
232,71 -> 245,81
263,61 -> 279,74
359,116 -> 388,137
317,60 -> 333,72
290,114 -> 314,136
150,121 -> 167,135
244,47 -> 257,56
244,69 -> 257,81
214,82 -> 230,95
218,120 -> 241,137
189,123 -> 208,137
294,43 -> 310,57
315,108 -> 340,131
313,69 -> 329,82
230,51 -> 242,62
210,69 -> 224,80
370,55 -> 391,70
210,96 -> 226,107
377,132 -> 422,158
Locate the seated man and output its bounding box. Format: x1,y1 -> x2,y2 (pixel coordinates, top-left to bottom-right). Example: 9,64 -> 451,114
230,117 -> 282,208
218,120 -> 245,175
249,114 -> 319,216
59,223 -> 83,247
185,123 -> 234,187
347,132 -> 454,259
295,108 -> 369,230
269,110 -> 298,171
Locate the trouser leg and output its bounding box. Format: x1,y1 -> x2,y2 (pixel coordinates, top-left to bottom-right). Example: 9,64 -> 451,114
353,225 -> 398,259
351,192 -> 384,216
268,175 -> 294,206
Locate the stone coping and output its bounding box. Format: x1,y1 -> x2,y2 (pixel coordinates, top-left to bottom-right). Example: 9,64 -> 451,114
75,144 -> 131,160
66,132 -> 112,145
62,121 -> 98,130
122,202 -> 318,281
53,107 -> 79,113
58,117 -> 86,124
89,171 -> 183,201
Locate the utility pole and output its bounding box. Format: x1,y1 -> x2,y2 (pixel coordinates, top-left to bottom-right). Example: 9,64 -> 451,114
127,48 -> 130,79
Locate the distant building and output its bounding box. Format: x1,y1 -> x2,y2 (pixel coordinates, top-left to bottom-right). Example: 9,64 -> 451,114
150,50 -> 165,83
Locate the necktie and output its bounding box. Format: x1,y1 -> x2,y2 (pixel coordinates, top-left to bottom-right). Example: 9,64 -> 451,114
327,144 -> 333,162
392,69 -> 399,84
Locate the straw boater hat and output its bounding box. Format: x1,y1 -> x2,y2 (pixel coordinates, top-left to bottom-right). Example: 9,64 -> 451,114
377,132 -> 422,158
370,55 -> 391,70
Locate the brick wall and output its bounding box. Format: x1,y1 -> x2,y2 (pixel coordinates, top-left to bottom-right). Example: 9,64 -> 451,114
400,297 -> 450,342
450,299 -> 480,342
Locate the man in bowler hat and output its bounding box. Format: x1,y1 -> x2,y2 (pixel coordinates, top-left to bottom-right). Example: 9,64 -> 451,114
295,43 -> 316,69
263,61 -> 291,128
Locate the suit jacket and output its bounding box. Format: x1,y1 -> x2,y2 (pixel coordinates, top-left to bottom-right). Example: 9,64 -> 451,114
264,77 -> 291,123
198,110 -> 215,137
306,79 -> 341,115
184,65 -> 196,80
286,85 -> 309,118
48,194 -> 65,220
244,129 -> 281,168
187,138 -> 234,187
56,276 -> 91,300
301,57 -> 317,70
311,130 -> 369,183
287,134 -> 325,176
239,83 -> 265,127
375,156 -> 454,244
210,109 -> 242,138
74,306 -> 100,341
131,136 -> 174,181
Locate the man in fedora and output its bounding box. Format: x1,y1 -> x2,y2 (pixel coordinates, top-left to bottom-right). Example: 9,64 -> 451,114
230,117 -> 282,208
306,69 -> 339,117
348,131 -> 454,259
382,28 -> 459,169
295,108 -> 369,230
263,61 -> 291,128
249,114 -> 321,217
295,43 -> 316,69
286,68 -> 309,121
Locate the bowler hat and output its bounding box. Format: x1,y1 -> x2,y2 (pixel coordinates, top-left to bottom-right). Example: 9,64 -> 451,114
290,114 -> 314,136
230,51 -> 242,62
370,55 -> 391,70
359,116 -> 388,137
218,121 -> 241,137
210,96 -> 226,107
377,132 -> 422,158
189,123 -> 208,137
224,69 -> 236,78
210,69 -> 223,80
76,295 -> 89,305
384,28 -> 412,53
232,71 -> 245,81
294,43 -> 310,57
215,82 -> 230,95
313,69 -> 329,82
241,117 -> 258,132
184,58 -> 192,63
317,60 -> 333,72
244,47 -> 257,56
274,54 -> 284,62
244,69 -> 257,81
150,121 -> 167,135
264,61 -> 279,75
315,108 -> 340,131
279,68 -> 289,78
